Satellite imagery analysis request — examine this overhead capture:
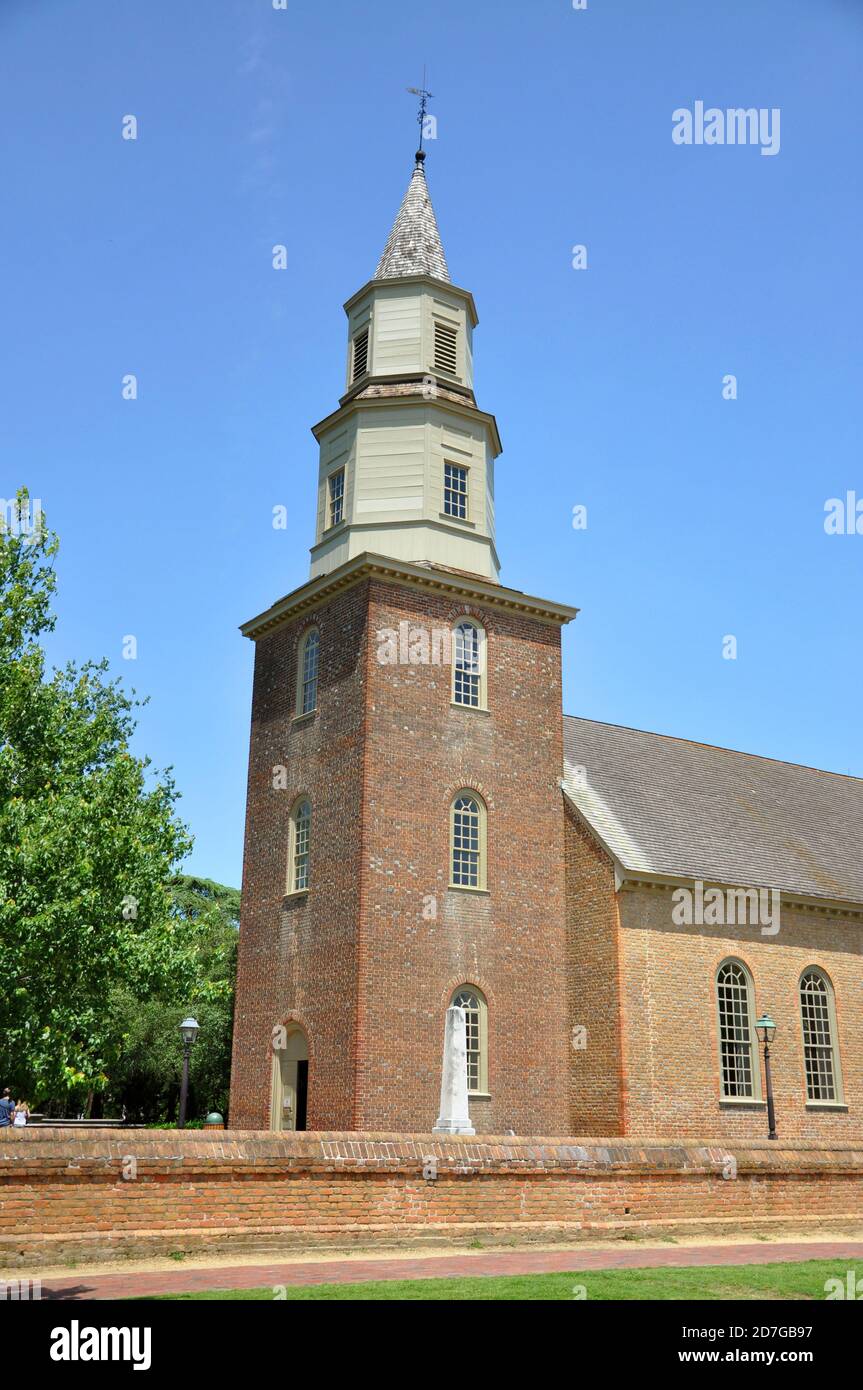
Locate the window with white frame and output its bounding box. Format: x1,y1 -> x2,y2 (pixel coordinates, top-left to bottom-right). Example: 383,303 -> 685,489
800,969 -> 842,1103
451,986 -> 488,1094
289,798 -> 311,893
443,462 -> 468,520
450,792 -> 485,890
328,469 -> 345,528
452,620 -> 484,708
296,628 -> 320,716
716,960 -> 758,1099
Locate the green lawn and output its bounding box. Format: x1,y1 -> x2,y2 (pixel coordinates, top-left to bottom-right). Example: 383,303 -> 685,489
145,1258 -> 863,1301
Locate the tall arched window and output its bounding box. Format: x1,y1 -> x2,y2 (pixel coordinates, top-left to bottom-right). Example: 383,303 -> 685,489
296,628 -> 320,716
451,986 -> 488,1095
452,620 -> 486,709
715,959 -> 760,1100
800,968 -> 843,1104
288,798 -> 311,893
450,791 -> 486,890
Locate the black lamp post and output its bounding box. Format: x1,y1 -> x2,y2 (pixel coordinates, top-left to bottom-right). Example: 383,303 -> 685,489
177,1017 -> 199,1130
756,1013 -> 778,1140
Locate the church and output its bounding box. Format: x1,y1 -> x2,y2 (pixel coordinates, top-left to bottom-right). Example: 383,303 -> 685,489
229,150 -> 863,1144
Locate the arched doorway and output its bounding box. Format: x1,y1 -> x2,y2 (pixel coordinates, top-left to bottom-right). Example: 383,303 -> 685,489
270,1028 -> 309,1131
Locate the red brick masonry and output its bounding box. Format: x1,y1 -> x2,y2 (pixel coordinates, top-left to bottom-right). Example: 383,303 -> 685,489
2,1129 -> 862,1270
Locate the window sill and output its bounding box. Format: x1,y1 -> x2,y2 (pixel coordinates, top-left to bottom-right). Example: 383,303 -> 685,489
291,710 -> 317,726
448,885 -> 490,896
439,512 -> 476,529
718,1098 -> 766,1108
806,1101 -> 848,1112
450,702 -> 490,714
283,890 -> 309,903
323,520 -> 346,536
468,1092 -> 491,1102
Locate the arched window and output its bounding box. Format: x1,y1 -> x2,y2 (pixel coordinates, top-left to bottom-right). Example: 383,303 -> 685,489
296,628 -> 320,716
451,986 -> 488,1095
715,960 -> 760,1100
450,791 -> 486,890
800,969 -> 843,1104
288,798 -> 311,893
452,620 -> 486,709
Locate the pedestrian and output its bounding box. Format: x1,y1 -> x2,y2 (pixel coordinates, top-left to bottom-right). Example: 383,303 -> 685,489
0,1088 -> 15,1127
12,1100 -> 30,1128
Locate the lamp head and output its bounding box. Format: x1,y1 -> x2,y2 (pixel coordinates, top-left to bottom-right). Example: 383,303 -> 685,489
756,1013 -> 776,1044
180,1016 -> 200,1046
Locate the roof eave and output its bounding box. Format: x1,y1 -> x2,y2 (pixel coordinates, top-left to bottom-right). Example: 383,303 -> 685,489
241,552 -> 579,640
344,275 -> 479,328
311,391 -> 503,458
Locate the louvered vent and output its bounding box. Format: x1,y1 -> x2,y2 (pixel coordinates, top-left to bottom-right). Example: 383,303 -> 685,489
352,327 -> 369,382
434,321 -> 458,376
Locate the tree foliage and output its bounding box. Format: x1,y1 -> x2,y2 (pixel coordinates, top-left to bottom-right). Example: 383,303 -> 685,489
0,491 -> 198,1099
104,875 -> 239,1123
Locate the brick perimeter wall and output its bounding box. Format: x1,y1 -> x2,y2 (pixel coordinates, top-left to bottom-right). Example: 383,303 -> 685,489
3,1130 -> 862,1270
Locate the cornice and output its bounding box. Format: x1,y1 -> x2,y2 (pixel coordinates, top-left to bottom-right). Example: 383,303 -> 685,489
311,390 -> 503,458
241,552 -> 579,640
614,871 -> 863,921
343,274 -> 479,328
338,373 -> 477,411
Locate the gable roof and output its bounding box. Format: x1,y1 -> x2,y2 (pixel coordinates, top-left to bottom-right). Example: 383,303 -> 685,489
374,157 -> 450,283
563,716 -> 863,907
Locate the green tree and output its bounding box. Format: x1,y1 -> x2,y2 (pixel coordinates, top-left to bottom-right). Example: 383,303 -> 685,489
105,876 -> 239,1123
0,491 -> 196,1101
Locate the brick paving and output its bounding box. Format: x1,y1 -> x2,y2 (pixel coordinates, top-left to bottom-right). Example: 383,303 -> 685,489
36,1240 -> 863,1300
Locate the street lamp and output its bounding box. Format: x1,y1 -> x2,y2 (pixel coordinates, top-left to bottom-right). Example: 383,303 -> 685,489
755,1013 -> 778,1141
177,1017 -> 199,1130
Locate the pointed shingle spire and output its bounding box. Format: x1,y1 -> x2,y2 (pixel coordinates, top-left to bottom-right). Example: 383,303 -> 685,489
374,153 -> 450,283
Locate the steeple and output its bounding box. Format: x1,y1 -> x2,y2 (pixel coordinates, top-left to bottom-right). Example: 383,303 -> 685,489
307,152 -> 502,585
374,154 -> 450,283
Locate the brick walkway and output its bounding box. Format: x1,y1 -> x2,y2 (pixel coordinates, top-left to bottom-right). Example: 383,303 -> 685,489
36,1240 -> 863,1300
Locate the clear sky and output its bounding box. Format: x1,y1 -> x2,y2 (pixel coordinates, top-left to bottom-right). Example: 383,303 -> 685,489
3,0 -> 861,888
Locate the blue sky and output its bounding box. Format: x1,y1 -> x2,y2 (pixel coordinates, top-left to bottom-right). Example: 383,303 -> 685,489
3,0 -> 861,887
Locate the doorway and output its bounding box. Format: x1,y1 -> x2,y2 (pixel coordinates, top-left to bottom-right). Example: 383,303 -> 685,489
270,1028 -> 309,1131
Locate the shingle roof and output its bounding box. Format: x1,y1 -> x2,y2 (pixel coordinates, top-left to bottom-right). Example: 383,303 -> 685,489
374,157 -> 450,283
563,716 -> 863,906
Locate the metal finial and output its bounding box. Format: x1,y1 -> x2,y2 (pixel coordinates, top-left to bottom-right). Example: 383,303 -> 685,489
406,66 -> 433,159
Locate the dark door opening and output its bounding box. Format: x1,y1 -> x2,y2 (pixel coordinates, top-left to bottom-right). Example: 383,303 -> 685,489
295,1060 -> 308,1132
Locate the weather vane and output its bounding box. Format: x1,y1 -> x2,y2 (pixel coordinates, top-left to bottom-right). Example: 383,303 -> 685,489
406,68 -> 433,157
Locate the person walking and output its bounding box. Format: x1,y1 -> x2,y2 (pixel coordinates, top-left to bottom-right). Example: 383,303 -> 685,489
12,1100 -> 30,1127
0,1089 -> 15,1127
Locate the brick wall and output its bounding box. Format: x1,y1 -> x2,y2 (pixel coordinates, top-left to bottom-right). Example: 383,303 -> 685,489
565,810 -> 863,1142
229,581 -> 371,1130
565,805 -> 624,1135
230,571 -> 571,1135
359,580 -> 569,1134
617,885 -> 863,1141
3,1130 -> 862,1270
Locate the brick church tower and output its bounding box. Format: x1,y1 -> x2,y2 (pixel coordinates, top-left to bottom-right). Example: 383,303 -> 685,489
229,150 -> 577,1134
